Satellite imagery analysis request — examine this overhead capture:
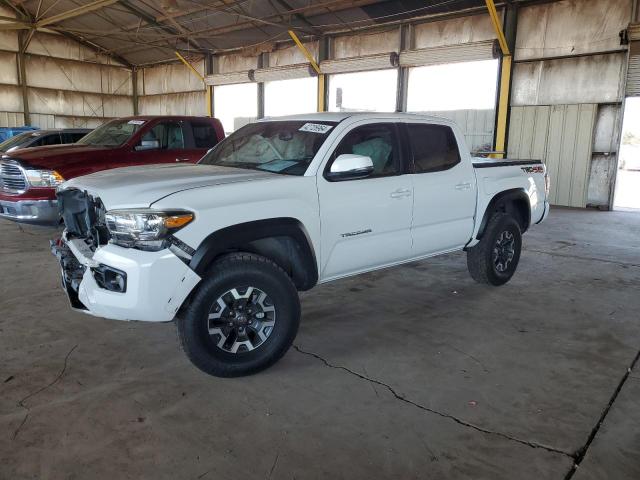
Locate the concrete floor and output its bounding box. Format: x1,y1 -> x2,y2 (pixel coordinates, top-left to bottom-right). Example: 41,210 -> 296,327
1,207 -> 639,479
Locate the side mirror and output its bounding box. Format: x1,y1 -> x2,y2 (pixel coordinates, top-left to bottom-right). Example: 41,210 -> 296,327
135,139 -> 160,151
326,154 -> 374,181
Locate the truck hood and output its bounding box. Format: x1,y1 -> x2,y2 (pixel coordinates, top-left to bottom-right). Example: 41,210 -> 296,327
4,144 -> 116,180
4,144 -> 110,167
60,163 -> 277,209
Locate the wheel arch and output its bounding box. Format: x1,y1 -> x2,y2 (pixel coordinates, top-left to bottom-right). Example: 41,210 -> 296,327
476,189 -> 531,239
189,217 -> 318,291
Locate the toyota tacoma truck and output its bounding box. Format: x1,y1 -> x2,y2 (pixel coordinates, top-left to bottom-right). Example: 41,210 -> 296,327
51,113 -> 549,377
0,116 -> 224,225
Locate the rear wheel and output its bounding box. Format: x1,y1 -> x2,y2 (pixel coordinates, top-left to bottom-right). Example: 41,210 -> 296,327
178,253 -> 300,377
467,213 -> 522,286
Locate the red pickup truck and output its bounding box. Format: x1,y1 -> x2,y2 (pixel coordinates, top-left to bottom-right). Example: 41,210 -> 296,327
0,116 -> 224,225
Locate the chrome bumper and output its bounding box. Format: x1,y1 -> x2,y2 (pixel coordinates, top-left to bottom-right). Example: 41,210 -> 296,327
0,198 -> 59,225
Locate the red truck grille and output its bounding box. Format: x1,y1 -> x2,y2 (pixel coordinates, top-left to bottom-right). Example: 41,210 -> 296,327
0,160 -> 27,194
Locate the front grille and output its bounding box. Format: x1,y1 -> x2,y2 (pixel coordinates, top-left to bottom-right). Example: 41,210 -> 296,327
0,161 -> 27,194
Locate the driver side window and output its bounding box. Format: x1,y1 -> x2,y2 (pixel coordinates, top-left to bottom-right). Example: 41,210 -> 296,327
139,122 -> 184,150
330,123 -> 400,177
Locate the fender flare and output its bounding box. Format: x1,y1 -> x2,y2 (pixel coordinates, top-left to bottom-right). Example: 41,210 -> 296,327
476,189 -> 531,239
189,217 -> 318,290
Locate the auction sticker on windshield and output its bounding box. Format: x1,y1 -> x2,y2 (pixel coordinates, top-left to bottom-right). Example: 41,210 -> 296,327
128,120 -> 145,125
299,123 -> 333,134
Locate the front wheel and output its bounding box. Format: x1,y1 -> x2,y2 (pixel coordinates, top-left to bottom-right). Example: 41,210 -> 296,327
467,212 -> 522,286
177,253 -> 300,377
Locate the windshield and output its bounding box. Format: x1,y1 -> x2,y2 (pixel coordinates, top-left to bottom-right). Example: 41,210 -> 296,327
77,119 -> 145,147
199,120 -> 337,175
0,131 -> 38,152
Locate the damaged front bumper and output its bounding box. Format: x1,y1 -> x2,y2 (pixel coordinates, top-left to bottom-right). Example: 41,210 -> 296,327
51,234 -> 201,322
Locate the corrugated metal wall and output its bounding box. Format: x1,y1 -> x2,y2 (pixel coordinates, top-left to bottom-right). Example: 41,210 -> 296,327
0,6 -> 133,129
0,111 -> 24,127
0,6 -> 24,125
420,110 -> 495,153
509,0 -> 632,208
138,60 -> 206,116
508,104 -> 596,207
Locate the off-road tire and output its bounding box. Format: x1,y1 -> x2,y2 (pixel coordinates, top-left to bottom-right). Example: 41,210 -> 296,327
177,253 -> 300,377
467,212 -> 522,286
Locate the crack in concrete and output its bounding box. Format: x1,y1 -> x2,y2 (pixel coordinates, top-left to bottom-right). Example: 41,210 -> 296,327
293,345 -> 572,458
11,413 -> 29,440
18,344 -> 78,409
268,452 -> 279,479
16,224 -> 40,237
12,344 -> 78,440
441,342 -> 490,373
525,248 -> 640,269
563,349 -> 640,479
196,469 -> 212,479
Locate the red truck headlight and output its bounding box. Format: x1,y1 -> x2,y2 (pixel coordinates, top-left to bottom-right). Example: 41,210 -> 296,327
25,169 -> 65,188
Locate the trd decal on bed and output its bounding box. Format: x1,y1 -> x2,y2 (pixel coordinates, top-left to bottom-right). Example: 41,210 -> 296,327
521,166 -> 545,174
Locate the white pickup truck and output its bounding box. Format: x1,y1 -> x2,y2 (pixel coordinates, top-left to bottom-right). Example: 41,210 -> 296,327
51,113 -> 549,377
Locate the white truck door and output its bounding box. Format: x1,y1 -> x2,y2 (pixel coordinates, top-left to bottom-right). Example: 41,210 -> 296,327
317,122 -> 413,281
406,122 -> 476,256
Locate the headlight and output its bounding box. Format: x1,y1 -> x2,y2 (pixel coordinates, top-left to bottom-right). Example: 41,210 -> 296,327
105,209 -> 194,251
25,169 -> 65,187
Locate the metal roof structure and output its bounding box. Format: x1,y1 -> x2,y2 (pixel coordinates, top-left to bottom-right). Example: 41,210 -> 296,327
0,0 -> 485,66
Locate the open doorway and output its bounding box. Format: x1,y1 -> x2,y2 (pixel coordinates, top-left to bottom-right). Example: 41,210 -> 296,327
614,97 -> 640,210
406,59 -> 499,155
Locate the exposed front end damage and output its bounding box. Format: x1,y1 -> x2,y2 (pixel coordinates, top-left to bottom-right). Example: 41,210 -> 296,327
51,188 -> 201,322
51,188 -> 106,312
50,237 -> 87,311
57,188 -> 110,249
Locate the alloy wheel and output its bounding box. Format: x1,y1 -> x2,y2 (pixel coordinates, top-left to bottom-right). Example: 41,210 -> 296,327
207,286 -> 276,353
493,230 -> 516,273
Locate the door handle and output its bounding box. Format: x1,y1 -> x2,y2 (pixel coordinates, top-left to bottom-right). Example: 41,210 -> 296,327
175,158 -> 190,162
390,188 -> 412,199
455,182 -> 472,190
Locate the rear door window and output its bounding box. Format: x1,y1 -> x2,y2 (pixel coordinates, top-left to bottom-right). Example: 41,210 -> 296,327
190,121 -> 220,149
62,132 -> 89,143
407,124 -> 460,173
32,133 -> 62,147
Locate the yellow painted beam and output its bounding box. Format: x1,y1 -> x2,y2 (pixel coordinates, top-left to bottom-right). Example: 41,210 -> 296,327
288,30 -> 321,74
175,51 -> 205,82
206,85 -> 213,118
317,73 -> 326,112
175,51 -> 212,117
484,0 -> 509,56
288,30 -> 325,111
492,55 -> 512,159
484,0 -> 512,158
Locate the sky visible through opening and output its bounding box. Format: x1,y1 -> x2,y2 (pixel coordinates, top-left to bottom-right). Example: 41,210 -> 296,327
407,59 -> 499,111
214,59 -> 500,133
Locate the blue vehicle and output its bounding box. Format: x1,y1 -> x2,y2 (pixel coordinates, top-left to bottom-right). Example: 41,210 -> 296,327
0,126 -> 39,143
